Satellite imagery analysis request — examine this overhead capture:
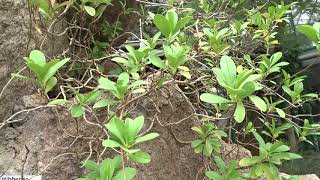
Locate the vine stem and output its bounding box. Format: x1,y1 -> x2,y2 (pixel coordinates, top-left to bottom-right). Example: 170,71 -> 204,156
0,67 -> 27,100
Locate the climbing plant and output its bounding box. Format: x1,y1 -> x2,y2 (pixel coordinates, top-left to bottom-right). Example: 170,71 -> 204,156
3,0 -> 320,179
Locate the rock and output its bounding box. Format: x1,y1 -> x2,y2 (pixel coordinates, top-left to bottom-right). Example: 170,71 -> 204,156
0,86 -> 253,180
0,0 -> 35,120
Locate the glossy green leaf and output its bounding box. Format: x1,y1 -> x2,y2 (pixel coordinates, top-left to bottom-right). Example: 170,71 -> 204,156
200,93 -> 231,104
82,90 -> 103,104
249,95 -> 267,112
82,160 -> 98,171
45,77 -> 57,93
102,139 -> 122,148
239,156 -> 262,167
105,117 -> 126,144
114,168 -> 137,180
135,133 -> 159,145
125,116 -> 144,142
71,104 -> 84,118
29,50 -> 46,67
128,151 -> 151,164
154,15 -> 170,38
234,100 -> 245,123
149,55 -> 167,70
48,99 -> 70,105
98,77 -> 117,92
93,99 -> 116,109
206,171 -> 224,180
220,56 -> 237,85
173,16 -> 192,33
298,24 -> 319,42
43,58 -> 69,83
275,108 -> 285,118
84,6 -> 96,16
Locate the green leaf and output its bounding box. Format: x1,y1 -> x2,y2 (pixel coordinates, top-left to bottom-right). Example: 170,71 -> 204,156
26,60 -> 45,80
180,70 -> 191,79
298,24 -> 319,42
98,77 -> 117,92
220,56 -> 237,85
93,99 -> 116,109
275,108 -> 285,118
270,52 -> 283,66
112,57 -> 131,67
166,10 -> 178,33
117,72 -> 129,85
30,0 -> 49,14
102,139 -> 122,148
84,6 -> 96,16
149,55 -> 167,70
128,80 -> 147,89
270,143 -> 290,153
135,133 -> 159,144
204,139 -> 213,156
106,117 -> 126,145
206,171 -> 224,180
82,90 -> 103,104
71,104 -> 84,118
114,168 -> 137,180
249,95 -> 267,112
234,100 -> 245,123
82,160 -> 98,171
43,58 -> 69,83
213,130 -> 228,137
131,88 -> 145,94
252,131 -> 266,147
191,139 -> 203,148
128,151 -> 151,164
173,16 -> 192,34
125,116 -> 145,141
29,50 -> 46,67
154,15 -> 170,38
294,82 -> 304,94
48,99 -> 70,105
200,93 -> 231,104
282,86 -> 294,97
214,156 -> 226,173
45,77 -> 57,93
239,156 -> 262,167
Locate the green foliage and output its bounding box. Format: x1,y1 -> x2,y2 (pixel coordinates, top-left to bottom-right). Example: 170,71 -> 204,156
282,80 -> 318,104
78,0 -> 112,17
262,119 -> 293,141
297,119 -> 320,145
98,72 -> 146,100
77,155 -> 136,180
298,22 -> 320,48
200,56 -> 264,122
191,122 -> 227,156
151,9 -> 192,42
249,3 -> 290,48
24,1 -> 320,180
258,52 -> 289,76
29,0 -> 49,15
149,42 -> 191,79
240,131 -> 302,179
200,27 -> 231,55
103,116 -> 159,164
71,90 -> 103,118
206,156 -> 244,180
112,46 -> 150,79
25,50 -> 69,93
